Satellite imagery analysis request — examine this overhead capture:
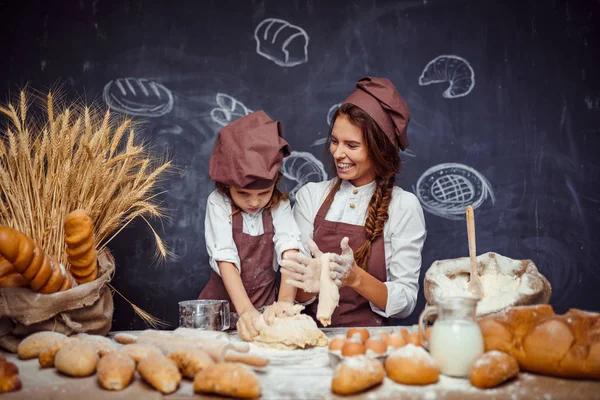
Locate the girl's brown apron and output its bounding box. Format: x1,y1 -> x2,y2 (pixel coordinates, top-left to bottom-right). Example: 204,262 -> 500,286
306,197 -> 388,327
199,210 -> 277,319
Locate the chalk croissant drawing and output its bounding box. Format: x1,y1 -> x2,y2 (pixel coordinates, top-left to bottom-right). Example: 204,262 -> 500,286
103,78 -> 174,117
418,55 -> 475,98
210,93 -> 253,127
255,18 -> 309,67
327,103 -> 341,126
281,151 -> 328,200
414,163 -> 495,220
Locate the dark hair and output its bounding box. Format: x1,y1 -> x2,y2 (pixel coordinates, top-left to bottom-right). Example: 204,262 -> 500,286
324,103 -> 401,270
215,173 -> 289,216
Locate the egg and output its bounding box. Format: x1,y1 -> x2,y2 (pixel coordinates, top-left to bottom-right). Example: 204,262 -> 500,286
328,335 -> 346,351
341,338 -> 366,356
407,331 -> 421,346
385,332 -> 406,349
364,336 -> 387,354
346,328 -> 370,343
380,331 -> 390,343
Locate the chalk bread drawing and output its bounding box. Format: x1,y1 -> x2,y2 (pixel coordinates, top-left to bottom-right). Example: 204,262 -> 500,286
418,55 -> 475,98
255,18 -> 309,67
210,93 -> 253,127
414,163 -> 494,219
103,78 -> 174,117
327,103 -> 341,126
402,148 -> 417,158
281,151 -> 328,200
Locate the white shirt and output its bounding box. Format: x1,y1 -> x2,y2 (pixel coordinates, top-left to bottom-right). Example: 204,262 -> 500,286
205,190 -> 302,275
293,179 -> 427,319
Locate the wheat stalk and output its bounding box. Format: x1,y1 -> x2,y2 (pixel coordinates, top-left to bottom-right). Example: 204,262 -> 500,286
0,89 -> 172,325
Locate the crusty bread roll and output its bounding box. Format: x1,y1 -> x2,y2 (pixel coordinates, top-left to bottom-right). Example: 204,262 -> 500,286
97,352 -> 136,391
193,362 -> 260,399
479,305 -> 600,380
73,334 -> 118,357
331,355 -> 385,395
38,338 -> 74,368
137,354 -> 181,394
167,348 -> 214,379
17,331 -> 67,359
0,359 -> 22,393
385,344 -> 440,385
119,343 -> 163,364
113,332 -> 138,345
64,210 -> 98,284
469,351 -> 519,388
54,341 -> 99,377
0,226 -> 76,293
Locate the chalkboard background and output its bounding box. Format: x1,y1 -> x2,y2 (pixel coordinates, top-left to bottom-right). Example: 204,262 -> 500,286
1,0 -> 599,330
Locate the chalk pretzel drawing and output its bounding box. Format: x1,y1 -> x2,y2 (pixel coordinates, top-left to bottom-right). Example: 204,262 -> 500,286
418,55 -> 475,98
103,78 -> 174,117
281,151 -> 328,201
414,163 -> 495,220
210,93 -> 253,127
254,18 -> 309,67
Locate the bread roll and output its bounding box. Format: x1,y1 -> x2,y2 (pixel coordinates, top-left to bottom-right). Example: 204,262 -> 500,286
119,343 -> 163,364
55,341 -> 99,377
137,354 -> 181,394
167,348 -> 214,379
479,305 -> 600,379
17,331 -> 67,359
38,338 -> 75,368
97,352 -> 135,391
331,355 -> 385,395
0,359 -> 22,393
385,344 -> 440,385
113,332 -> 138,345
64,210 -> 98,284
469,351 -> 519,388
193,362 -> 260,399
73,333 -> 118,356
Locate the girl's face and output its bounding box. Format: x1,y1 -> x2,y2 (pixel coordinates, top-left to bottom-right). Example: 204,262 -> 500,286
229,185 -> 275,214
330,114 -> 376,187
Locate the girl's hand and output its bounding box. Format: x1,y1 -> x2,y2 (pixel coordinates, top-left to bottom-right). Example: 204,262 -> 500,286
236,308 -> 266,341
330,237 -> 355,288
280,238 -> 323,293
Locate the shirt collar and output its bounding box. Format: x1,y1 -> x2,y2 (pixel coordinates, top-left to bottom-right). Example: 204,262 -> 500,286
340,179 -> 376,196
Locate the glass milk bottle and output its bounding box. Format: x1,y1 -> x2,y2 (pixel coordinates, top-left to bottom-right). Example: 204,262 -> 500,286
418,296 -> 484,378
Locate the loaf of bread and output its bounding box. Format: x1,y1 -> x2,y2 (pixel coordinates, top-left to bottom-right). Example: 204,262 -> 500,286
137,354 -> 182,394
54,341 -> 99,377
193,362 -> 260,399
64,210 -> 98,284
469,351 -> 519,388
72,334 -> 118,356
119,343 -> 163,364
17,331 -> 68,359
478,305 -> 600,380
385,344 -> 440,385
331,355 -> 385,395
0,359 -> 21,393
97,352 -> 136,391
167,348 -> 214,379
0,226 -> 77,293
38,338 -> 74,368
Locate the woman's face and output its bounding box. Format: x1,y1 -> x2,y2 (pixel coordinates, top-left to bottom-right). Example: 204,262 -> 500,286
229,185 -> 275,214
329,114 -> 376,187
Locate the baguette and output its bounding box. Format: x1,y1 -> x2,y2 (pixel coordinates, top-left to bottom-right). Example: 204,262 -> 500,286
137,354 -> 181,394
97,352 -> 136,391
0,226 -> 76,293
193,362 -> 260,399
331,355 -> 385,395
479,305 -> 600,380
64,210 -> 98,284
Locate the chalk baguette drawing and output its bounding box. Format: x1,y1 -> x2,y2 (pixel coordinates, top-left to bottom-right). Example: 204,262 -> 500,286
418,55 -> 475,98
281,151 -> 328,201
210,93 -> 253,127
414,163 -> 494,219
255,18 -> 309,67
103,78 -> 174,117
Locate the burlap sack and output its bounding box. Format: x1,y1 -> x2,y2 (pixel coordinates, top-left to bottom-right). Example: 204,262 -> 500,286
0,249 -> 115,352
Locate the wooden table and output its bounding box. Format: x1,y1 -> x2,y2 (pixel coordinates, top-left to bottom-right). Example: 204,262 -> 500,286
2,327 -> 599,399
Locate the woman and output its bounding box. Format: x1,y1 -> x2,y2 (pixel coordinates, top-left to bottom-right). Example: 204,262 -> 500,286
281,77 -> 426,327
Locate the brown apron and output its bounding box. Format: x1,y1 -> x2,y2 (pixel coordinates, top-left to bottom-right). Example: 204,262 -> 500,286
306,196 -> 388,327
198,210 -> 277,320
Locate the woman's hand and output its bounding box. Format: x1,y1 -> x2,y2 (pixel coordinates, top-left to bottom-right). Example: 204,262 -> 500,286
330,237 -> 356,287
280,238 -> 323,293
262,301 -> 304,325
236,308 -> 266,342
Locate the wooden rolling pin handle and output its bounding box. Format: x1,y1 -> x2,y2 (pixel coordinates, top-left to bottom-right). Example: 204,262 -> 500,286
223,349 -> 269,367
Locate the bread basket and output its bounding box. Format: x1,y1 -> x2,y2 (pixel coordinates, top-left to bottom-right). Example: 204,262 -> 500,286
424,252 -> 552,317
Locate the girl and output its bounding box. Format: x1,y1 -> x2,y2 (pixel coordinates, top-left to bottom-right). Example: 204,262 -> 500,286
199,110 -> 301,339
281,77 -> 427,327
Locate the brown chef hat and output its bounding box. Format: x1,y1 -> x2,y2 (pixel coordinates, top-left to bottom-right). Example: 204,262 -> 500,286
209,110 -> 291,189
343,76 -> 411,150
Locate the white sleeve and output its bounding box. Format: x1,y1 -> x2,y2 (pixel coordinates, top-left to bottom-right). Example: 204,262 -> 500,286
205,192 -> 240,275
292,182 -> 321,256
271,199 -> 303,267
369,191 -> 427,319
